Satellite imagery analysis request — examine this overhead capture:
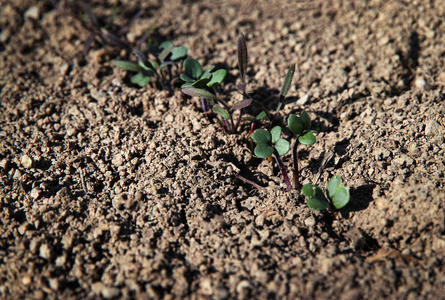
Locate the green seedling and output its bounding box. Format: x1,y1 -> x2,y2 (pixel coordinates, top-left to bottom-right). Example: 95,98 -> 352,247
251,126 -> 292,191
181,33 -> 252,133
302,175 -> 350,211
113,41 -> 188,90
288,110 -> 317,189
179,58 -> 227,115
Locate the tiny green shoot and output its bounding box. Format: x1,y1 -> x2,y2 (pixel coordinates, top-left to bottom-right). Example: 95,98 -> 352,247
302,175 -> 350,211
113,41 -> 188,90
288,110 -> 317,189
251,126 -> 292,191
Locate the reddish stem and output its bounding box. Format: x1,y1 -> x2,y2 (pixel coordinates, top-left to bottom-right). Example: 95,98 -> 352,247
292,140 -> 301,189
273,153 -> 292,192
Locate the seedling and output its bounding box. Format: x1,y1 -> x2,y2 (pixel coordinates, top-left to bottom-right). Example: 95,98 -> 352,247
302,175 -> 350,211
181,33 -> 253,133
288,110 -> 317,189
251,126 -> 292,191
179,58 -> 227,114
113,41 -> 188,90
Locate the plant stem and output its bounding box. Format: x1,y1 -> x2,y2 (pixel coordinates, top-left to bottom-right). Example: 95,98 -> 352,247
235,109 -> 243,132
292,140 -> 301,190
200,97 -> 210,114
273,153 -> 292,192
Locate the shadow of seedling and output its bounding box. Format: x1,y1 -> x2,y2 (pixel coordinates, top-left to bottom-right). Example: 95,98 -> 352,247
339,184 -> 376,218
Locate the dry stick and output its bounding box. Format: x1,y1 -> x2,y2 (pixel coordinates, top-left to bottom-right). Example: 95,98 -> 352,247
235,174 -> 264,190
79,169 -> 89,194
313,150 -> 334,185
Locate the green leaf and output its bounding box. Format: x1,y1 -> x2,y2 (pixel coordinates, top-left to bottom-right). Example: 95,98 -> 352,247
326,175 -> 341,199
159,41 -> 173,51
113,61 -> 145,72
280,64 -> 295,99
298,130 -> 317,145
274,138 -> 290,156
251,129 -> 271,144
307,197 -> 330,211
237,33 -> 248,82
331,186 -> 350,209
207,69 -> 227,87
130,73 -> 152,87
201,65 -> 215,79
302,184 -> 329,211
288,114 -> 304,135
181,87 -> 219,100
158,42 -> 174,62
184,58 -> 203,79
180,73 -> 195,83
190,78 -> 210,88
301,110 -> 311,130
255,111 -> 267,121
277,64 -> 295,111
270,126 -> 282,144
254,144 -> 274,158
212,104 -> 230,121
332,187 -> 350,209
170,46 -> 188,60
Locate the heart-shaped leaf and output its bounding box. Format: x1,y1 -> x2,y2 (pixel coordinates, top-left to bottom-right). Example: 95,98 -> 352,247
298,130 -> 317,145
270,126 -> 282,144
288,114 -> 304,135
326,175 -> 341,199
302,184 -> 329,210
301,110 -> 311,130
251,129 -> 271,144
275,138 -> 290,156
307,197 -> 330,211
331,186 -> 350,209
180,73 -> 196,83
184,58 -> 203,79
254,143 -> 274,158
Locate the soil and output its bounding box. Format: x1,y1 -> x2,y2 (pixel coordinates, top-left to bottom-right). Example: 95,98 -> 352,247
1,0 -> 444,299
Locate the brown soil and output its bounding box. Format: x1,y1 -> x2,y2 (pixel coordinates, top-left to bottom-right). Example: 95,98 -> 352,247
1,0 -> 444,299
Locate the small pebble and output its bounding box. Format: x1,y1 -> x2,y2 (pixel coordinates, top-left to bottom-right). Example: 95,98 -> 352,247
22,275 -> 32,285
21,155 -> 33,169
30,188 -> 41,199
39,243 -> 52,260
304,216 -> 316,227
24,6 -> 39,19
102,287 -> 120,299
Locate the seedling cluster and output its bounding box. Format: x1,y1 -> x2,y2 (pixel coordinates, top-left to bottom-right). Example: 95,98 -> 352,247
108,22 -> 350,212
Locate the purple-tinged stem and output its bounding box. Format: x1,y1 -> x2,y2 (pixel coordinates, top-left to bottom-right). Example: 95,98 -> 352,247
273,153 -> 292,192
235,109 -> 244,132
200,97 -> 210,114
292,140 -> 301,190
